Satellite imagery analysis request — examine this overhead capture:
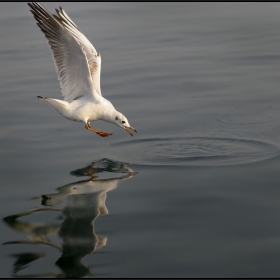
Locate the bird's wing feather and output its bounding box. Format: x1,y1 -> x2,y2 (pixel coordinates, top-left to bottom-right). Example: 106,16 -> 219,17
28,3 -> 100,102
53,7 -> 102,96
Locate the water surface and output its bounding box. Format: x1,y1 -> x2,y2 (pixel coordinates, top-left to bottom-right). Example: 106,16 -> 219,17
1,2 -> 280,277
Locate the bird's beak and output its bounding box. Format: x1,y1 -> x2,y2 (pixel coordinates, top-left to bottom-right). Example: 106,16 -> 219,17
125,126 -> 137,136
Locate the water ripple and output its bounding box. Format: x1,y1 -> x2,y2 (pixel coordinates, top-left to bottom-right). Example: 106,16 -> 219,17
109,137 -> 280,166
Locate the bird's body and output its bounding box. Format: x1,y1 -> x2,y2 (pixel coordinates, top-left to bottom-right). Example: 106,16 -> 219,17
38,95 -> 114,124
28,2 -> 136,137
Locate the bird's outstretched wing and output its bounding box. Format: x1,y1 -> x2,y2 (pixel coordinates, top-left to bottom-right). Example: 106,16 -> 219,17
52,5 -> 102,96
28,2 -> 102,102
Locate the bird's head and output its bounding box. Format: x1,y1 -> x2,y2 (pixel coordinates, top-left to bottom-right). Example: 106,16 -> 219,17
114,112 -> 137,136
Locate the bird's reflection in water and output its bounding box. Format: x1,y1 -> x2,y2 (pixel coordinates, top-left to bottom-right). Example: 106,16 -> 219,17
3,158 -> 137,278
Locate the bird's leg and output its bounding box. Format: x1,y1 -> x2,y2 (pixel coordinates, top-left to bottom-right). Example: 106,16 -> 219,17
85,122 -> 113,137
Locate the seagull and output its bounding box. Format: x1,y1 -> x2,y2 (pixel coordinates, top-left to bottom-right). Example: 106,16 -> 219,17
28,2 -> 137,137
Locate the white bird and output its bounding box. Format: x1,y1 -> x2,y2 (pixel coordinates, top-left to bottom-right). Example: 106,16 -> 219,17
28,2 -> 137,137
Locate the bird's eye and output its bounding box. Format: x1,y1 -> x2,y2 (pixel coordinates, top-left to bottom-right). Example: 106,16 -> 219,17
122,121 -> 125,124
115,116 -> 118,120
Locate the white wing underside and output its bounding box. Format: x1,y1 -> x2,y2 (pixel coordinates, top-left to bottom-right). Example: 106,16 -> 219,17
28,2 -> 102,102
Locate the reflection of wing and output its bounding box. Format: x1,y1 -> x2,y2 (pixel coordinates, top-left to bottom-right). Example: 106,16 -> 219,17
28,3 -> 101,102
3,207 -> 61,237
3,159 -> 137,278
11,253 -> 46,274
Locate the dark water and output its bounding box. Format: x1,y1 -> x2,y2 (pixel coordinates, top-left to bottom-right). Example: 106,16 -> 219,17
2,2 -> 280,277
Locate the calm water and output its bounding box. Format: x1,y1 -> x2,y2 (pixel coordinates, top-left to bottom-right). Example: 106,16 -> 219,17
2,2 -> 280,277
